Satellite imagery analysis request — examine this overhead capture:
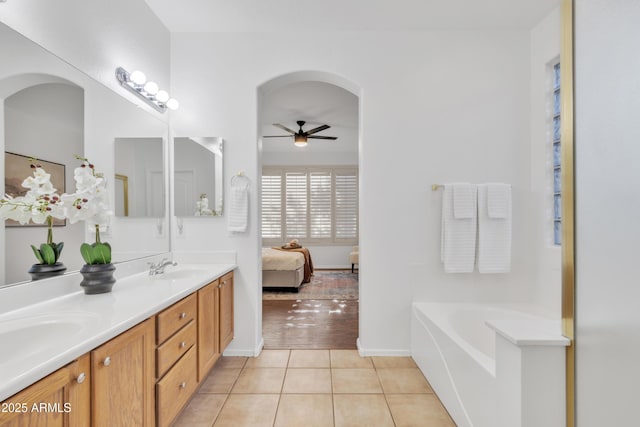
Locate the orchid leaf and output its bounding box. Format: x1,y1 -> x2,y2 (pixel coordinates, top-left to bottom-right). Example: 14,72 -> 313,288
40,243 -> 56,265
52,242 -> 64,262
80,243 -> 94,264
31,244 -> 44,264
94,243 -> 111,264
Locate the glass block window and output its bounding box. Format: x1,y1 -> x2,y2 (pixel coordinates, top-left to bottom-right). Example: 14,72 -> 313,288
552,62 -> 562,246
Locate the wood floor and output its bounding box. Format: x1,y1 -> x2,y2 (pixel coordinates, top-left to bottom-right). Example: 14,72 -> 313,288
263,299 -> 359,349
262,270 -> 359,349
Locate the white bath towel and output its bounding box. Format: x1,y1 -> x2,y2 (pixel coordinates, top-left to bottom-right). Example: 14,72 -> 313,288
453,183 -> 476,219
441,184 -> 477,273
228,179 -> 250,233
477,184 -> 512,273
487,183 -> 510,219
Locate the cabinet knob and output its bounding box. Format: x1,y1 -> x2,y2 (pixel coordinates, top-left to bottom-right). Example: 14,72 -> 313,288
218,284 -> 222,289
179,382 -> 187,389
180,341 -> 187,349
76,372 -> 86,384
179,312 -> 187,319
103,357 -> 111,367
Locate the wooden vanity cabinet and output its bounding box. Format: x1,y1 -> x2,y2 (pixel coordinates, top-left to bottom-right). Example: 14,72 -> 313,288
155,294 -> 198,427
1,269 -> 234,427
91,318 -> 155,427
198,271 -> 234,381
219,271 -> 235,351
197,278 -> 220,381
0,355 -> 90,427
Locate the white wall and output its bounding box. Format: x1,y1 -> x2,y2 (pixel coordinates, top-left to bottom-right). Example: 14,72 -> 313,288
529,7 -> 562,316
0,0 -> 170,109
575,1 -> 640,425
170,29 -> 534,354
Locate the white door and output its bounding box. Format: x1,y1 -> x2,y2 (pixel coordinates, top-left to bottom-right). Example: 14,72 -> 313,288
175,170 -> 196,216
146,170 -> 165,217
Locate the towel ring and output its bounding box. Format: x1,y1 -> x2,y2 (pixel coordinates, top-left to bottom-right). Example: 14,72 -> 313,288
231,173 -> 250,188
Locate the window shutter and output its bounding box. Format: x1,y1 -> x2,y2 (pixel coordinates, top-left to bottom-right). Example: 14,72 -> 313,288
310,171 -> 332,239
261,171 -> 282,240
335,169 -> 358,240
261,166 -> 358,245
285,171 -> 308,239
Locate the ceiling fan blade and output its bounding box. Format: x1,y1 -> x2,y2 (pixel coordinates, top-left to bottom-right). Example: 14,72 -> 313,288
308,135 -> 337,140
304,124 -> 330,135
272,123 -> 296,134
263,135 -> 293,138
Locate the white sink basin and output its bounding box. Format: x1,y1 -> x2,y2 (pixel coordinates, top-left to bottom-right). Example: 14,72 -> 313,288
0,312 -> 99,364
151,268 -> 209,281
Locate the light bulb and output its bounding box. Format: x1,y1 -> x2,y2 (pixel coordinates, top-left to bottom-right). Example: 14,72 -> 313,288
166,98 -> 179,110
294,135 -> 307,147
144,81 -> 159,95
130,70 -> 146,85
156,90 -> 169,103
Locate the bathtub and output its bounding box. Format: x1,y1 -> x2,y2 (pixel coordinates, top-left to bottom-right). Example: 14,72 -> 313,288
411,302 -> 568,427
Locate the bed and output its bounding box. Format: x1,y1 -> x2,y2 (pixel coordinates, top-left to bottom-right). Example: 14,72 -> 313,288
261,247 -> 313,289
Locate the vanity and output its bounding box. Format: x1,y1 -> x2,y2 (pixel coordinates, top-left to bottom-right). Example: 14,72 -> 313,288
0,264 -> 235,427
0,17 -> 237,427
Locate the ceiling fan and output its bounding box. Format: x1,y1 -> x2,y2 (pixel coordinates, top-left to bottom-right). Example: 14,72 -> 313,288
263,120 -> 338,147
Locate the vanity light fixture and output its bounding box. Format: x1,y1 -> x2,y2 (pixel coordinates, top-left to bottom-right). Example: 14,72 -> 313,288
115,67 -> 179,113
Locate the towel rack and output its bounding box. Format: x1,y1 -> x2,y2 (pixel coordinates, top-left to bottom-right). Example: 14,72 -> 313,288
231,171 -> 250,187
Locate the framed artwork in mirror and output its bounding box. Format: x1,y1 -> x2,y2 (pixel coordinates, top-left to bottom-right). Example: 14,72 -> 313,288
115,174 -> 129,217
4,151 -> 66,227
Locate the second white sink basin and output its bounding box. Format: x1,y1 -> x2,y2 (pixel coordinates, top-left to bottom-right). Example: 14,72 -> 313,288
0,312 -> 99,364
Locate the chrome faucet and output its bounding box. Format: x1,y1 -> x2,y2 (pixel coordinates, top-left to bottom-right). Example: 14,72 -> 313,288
148,258 -> 178,276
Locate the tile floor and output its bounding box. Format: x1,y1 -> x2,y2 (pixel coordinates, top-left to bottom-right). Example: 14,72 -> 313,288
173,349 -> 456,427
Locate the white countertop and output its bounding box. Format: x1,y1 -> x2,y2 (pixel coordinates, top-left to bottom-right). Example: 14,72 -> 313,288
0,263 -> 235,401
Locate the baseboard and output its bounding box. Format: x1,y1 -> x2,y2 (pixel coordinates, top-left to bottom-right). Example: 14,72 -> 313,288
222,338 -> 264,357
357,338 -> 411,357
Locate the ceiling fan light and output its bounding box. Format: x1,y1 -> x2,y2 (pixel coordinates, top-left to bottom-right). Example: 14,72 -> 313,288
294,134 -> 308,147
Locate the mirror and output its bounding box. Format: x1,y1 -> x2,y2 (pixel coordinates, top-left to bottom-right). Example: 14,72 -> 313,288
114,137 -> 165,218
174,137 -> 224,217
0,22 -> 170,287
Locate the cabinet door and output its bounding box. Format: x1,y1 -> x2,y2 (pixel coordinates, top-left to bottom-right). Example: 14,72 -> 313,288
197,279 -> 220,381
219,272 -> 234,351
0,355 -> 90,427
91,318 -> 155,427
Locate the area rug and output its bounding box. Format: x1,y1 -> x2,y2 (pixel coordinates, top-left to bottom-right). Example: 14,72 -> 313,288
262,270 -> 359,300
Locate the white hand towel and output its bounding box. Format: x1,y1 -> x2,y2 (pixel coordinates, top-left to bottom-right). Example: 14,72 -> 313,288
441,184 -> 477,273
487,183 -> 510,219
477,184 -> 511,273
228,184 -> 249,233
453,183 -> 476,219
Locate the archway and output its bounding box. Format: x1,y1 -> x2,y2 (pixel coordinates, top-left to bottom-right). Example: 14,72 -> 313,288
257,70 -> 363,349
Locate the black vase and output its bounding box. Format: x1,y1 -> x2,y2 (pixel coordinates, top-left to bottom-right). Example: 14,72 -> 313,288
80,263 -> 116,295
28,262 -> 67,281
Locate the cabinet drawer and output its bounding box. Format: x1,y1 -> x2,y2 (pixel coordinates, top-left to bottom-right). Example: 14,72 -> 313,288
156,346 -> 198,427
156,294 -> 197,344
156,320 -> 196,378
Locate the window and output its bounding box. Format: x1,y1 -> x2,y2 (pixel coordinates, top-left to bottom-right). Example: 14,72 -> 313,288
552,62 -> 562,245
261,166 -> 358,245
